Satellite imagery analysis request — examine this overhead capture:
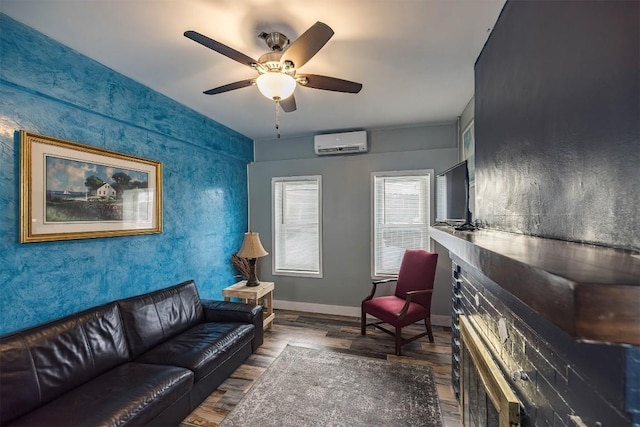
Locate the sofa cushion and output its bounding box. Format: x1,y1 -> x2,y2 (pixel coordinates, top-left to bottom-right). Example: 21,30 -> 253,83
135,322 -> 254,381
7,362 -> 193,427
0,302 -> 130,425
202,300 -> 264,352
118,280 -> 205,359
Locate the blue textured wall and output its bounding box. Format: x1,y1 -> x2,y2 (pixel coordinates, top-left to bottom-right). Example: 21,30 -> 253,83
0,14 -> 253,335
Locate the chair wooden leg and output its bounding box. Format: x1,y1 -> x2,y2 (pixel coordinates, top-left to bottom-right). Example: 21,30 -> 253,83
361,305 -> 366,336
425,318 -> 434,343
395,326 -> 402,356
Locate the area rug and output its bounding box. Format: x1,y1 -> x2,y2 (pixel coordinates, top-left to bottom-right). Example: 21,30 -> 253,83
220,345 -> 443,427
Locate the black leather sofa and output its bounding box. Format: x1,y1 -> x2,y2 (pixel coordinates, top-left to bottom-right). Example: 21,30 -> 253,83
0,280 -> 263,426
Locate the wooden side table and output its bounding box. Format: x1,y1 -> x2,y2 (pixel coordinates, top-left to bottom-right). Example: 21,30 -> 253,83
222,281 -> 275,329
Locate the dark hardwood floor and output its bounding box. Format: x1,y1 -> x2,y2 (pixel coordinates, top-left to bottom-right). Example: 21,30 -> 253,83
180,310 -> 460,426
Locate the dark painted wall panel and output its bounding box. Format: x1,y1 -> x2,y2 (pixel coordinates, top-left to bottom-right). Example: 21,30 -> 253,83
474,0 -> 640,251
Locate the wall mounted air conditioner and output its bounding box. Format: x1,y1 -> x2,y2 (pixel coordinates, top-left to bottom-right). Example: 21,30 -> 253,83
314,131 -> 367,155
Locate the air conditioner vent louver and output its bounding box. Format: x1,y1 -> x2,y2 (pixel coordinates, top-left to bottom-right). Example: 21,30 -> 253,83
314,131 -> 367,156
317,146 -> 361,153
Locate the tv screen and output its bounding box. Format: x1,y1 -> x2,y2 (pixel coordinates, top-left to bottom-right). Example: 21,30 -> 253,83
436,160 -> 468,223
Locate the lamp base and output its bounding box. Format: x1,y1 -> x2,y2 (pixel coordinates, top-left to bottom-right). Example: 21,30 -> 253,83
245,258 -> 260,287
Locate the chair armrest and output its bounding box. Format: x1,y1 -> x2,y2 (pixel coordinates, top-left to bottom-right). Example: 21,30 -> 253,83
396,289 -> 433,319
406,289 -> 433,296
201,299 -> 264,351
373,278 -> 397,285
363,278 -> 398,302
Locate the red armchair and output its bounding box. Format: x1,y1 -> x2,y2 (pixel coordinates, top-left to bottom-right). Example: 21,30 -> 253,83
361,249 -> 438,356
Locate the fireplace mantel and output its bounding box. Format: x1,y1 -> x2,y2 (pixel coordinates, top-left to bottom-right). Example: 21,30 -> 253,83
430,226 -> 640,346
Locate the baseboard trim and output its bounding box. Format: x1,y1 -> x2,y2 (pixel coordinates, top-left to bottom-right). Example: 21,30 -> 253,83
273,299 -> 450,327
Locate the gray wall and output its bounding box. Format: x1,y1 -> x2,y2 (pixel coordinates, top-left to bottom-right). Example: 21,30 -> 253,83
249,124 -> 458,317
475,0 -> 640,251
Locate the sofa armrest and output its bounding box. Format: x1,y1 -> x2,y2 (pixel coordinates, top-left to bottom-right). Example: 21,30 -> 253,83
200,300 -> 263,351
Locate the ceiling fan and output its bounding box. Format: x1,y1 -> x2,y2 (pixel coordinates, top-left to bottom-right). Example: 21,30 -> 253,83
184,22 -> 363,113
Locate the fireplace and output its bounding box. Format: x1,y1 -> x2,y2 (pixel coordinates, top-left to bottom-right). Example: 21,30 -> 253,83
431,226 -> 640,426
460,315 -> 520,427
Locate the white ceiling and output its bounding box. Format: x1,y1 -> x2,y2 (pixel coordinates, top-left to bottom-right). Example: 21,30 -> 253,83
2,0 -> 505,141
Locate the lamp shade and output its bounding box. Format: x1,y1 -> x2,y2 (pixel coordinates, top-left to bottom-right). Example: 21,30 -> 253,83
237,232 -> 268,259
256,72 -> 296,101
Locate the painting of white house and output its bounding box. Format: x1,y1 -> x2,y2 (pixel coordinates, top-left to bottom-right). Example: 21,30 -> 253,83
45,156 -> 149,222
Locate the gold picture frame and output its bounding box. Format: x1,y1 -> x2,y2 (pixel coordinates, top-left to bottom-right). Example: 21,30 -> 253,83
20,130 -> 162,243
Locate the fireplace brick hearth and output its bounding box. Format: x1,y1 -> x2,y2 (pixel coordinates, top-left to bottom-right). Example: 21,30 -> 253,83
457,260 -> 628,425
432,226 -> 639,426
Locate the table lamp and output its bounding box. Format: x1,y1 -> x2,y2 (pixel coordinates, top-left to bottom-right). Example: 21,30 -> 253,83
236,232 -> 269,287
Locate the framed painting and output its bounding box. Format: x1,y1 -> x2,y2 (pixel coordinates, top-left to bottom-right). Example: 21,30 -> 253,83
462,120 -> 475,187
20,130 -> 162,243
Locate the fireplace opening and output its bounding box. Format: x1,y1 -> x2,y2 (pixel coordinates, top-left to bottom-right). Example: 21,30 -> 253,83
460,315 -> 521,427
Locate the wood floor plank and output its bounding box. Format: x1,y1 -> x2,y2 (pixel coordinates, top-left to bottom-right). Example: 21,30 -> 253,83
179,390 -> 228,427
228,364 -> 265,381
217,377 -> 253,393
243,352 -> 276,368
214,389 -> 246,411
184,309 -> 460,426
270,323 -> 329,336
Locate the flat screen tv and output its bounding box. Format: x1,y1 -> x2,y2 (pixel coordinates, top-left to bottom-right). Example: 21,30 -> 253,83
435,160 -> 475,230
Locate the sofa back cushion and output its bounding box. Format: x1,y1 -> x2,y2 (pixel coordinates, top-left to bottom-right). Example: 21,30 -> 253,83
118,280 -> 204,359
0,302 -> 129,425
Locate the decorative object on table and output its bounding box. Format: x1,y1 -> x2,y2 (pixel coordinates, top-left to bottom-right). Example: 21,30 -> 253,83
19,130 -> 162,243
230,253 -> 251,279
236,232 -> 268,287
220,345 -> 443,427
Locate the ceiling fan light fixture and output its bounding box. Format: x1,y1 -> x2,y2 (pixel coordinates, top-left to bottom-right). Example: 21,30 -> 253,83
256,72 -> 296,101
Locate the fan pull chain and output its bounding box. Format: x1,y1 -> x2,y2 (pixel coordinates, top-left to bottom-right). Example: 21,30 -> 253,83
275,99 -> 281,139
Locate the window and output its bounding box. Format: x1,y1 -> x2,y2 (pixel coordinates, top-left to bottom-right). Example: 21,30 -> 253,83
372,170 -> 432,277
272,176 -> 322,277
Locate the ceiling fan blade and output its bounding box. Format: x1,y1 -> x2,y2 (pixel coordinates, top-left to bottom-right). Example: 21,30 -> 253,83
298,74 -> 363,93
280,22 -> 334,69
184,30 -> 257,68
280,95 -> 297,112
203,79 -> 254,95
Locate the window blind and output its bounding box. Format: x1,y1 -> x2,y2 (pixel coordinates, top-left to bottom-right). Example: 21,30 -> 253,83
373,173 -> 431,277
272,176 -> 322,277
